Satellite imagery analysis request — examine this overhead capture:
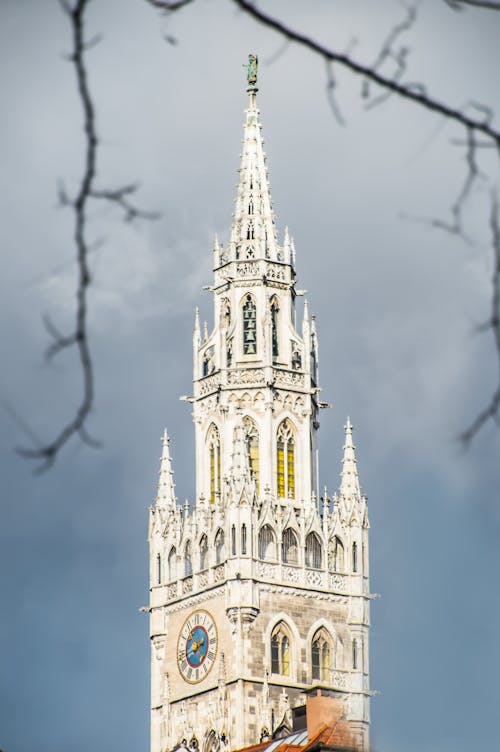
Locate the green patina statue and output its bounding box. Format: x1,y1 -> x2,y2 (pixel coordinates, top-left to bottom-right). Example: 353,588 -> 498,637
247,54 -> 258,86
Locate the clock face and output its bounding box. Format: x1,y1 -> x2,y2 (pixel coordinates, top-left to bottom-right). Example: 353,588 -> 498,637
177,609 -> 218,684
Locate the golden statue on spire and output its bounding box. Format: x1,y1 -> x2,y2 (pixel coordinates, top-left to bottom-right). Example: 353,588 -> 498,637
246,54 -> 258,87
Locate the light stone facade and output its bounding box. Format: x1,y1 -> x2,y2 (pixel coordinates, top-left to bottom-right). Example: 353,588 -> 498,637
148,66 -> 372,752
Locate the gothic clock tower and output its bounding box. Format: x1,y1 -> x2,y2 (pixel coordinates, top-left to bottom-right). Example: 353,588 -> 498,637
148,56 -> 371,752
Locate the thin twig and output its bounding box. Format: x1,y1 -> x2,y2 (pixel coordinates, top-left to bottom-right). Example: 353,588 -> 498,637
460,191 -> 500,444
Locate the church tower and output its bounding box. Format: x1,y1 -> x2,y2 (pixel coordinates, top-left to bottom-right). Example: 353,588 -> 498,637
148,56 -> 371,752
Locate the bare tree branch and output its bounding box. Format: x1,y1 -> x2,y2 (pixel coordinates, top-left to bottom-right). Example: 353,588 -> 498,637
363,1 -> 417,110
460,191 -> 500,444
445,0 -> 500,10
229,0 -> 500,149
19,0 -> 157,472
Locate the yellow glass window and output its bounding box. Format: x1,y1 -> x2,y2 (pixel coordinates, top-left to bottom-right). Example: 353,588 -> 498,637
281,636 -> 290,676
287,438 -> 295,499
277,440 -> 285,497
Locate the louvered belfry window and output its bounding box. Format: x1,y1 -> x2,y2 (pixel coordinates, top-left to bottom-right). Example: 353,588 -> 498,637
243,295 -> 257,355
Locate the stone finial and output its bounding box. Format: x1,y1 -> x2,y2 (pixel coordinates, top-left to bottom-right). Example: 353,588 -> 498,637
156,429 -> 176,510
339,416 -> 361,499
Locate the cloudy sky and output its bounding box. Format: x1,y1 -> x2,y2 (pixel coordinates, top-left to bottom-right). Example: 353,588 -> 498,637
1,1 -> 499,751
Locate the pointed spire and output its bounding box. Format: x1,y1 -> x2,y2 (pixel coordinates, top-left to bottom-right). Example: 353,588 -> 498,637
193,307 -> 200,344
339,417 -> 361,499
228,55 -> 280,264
156,429 -> 176,510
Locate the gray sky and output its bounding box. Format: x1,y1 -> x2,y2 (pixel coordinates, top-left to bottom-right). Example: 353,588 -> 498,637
1,1 -> 499,751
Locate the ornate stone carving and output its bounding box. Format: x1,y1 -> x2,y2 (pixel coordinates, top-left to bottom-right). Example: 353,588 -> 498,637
227,368 -> 264,385
306,569 -> 324,587
330,573 -> 347,592
199,375 -> 221,396
274,370 -> 304,387
282,565 -> 301,584
213,564 -> 225,582
182,576 -> 193,594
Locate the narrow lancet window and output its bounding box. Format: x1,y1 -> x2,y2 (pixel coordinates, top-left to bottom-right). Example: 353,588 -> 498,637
243,295 -> 257,355
282,528 -> 299,565
305,532 -> 322,569
271,299 -> 279,360
331,536 -> 344,573
259,525 -> 276,560
207,424 -> 221,504
241,524 -> 247,555
352,541 -> 358,573
231,525 -> 236,556
156,553 -> 161,585
277,420 -> 295,499
271,625 -> 291,676
312,629 -> 331,681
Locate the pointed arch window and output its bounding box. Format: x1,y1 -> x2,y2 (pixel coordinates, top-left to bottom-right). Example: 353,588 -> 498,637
231,524 -> 236,556
199,534 -> 208,570
312,629 -> 332,682
215,529 -> 225,564
184,541 -> 192,577
271,624 -> 291,676
243,416 -> 259,493
247,222 -> 255,240
243,295 -> 257,355
271,298 -> 279,361
168,547 -> 176,581
276,420 -> 295,499
282,527 -> 299,565
207,424 -> 221,505
331,536 -> 345,573
259,525 -> 276,560
352,638 -> 359,670
156,553 -> 162,585
241,524 -> 247,555
305,532 -> 322,569
352,541 -> 358,573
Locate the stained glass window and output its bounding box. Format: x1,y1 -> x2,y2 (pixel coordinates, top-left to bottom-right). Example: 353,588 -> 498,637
276,420 -> 295,499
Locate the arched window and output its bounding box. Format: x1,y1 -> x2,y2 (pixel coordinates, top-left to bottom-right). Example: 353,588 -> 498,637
271,298 -> 279,360
243,295 -> 257,355
259,525 -> 276,560
243,416 -> 259,492
282,528 -> 299,565
156,553 -> 162,585
331,536 -> 345,573
352,638 -> 358,670
200,534 -> 208,570
231,525 -> 236,556
241,524 -> 247,555
271,624 -> 291,676
352,541 -> 358,573
184,541 -> 192,577
168,546 -> 176,581
276,420 -> 295,499
215,529 -> 225,564
305,532 -> 322,569
312,629 -> 332,681
207,424 -> 221,505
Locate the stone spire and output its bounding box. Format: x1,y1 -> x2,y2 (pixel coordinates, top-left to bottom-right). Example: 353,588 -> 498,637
228,54 -> 280,263
156,429 -> 176,510
339,417 -> 361,499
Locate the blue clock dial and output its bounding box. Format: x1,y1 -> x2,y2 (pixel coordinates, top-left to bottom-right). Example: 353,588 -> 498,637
177,610 -> 218,683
